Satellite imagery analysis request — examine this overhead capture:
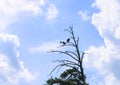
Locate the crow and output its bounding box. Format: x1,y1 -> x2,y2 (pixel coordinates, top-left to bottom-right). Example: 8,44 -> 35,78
62,41 -> 66,45
60,41 -> 63,44
60,41 -> 66,45
67,38 -> 70,43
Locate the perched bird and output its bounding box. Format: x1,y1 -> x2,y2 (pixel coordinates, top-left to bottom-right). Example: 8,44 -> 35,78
60,41 -> 63,44
60,41 -> 66,45
62,41 -> 66,45
67,38 -> 70,43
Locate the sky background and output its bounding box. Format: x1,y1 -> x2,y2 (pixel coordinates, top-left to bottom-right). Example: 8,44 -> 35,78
0,0 -> 120,85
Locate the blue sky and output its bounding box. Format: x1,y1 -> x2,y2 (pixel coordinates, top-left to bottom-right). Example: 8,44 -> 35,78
0,0 -> 120,85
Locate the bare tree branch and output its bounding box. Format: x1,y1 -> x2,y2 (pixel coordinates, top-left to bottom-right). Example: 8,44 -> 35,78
64,51 -> 78,57
50,50 -> 79,62
53,60 -> 80,67
50,62 -> 76,75
47,26 -> 88,85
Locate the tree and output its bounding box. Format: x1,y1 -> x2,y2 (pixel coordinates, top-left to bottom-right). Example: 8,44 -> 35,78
46,26 -> 88,85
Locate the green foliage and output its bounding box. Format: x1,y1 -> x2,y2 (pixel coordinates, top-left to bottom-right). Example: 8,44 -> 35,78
46,67 -> 77,85
47,77 -> 75,85
46,67 -> 88,85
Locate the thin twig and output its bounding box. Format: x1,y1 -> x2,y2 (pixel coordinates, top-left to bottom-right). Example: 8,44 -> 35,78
50,50 -> 79,62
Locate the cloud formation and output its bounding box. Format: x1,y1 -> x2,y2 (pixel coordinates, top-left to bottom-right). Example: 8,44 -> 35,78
84,0 -> 120,85
0,34 -> 35,85
0,0 -> 42,30
78,10 -> 90,21
29,41 -> 62,53
46,4 -> 59,20
0,0 -> 58,84
0,0 -> 58,30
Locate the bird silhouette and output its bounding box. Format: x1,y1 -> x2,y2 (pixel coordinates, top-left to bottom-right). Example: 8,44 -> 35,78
67,38 -> 70,43
60,41 -> 66,45
60,41 -> 63,44
62,41 -> 66,45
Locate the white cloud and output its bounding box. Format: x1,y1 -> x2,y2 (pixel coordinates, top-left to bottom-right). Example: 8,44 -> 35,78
19,61 -> 35,81
84,0 -> 120,85
0,0 -> 58,84
0,0 -> 44,31
0,0 -> 58,31
78,10 -> 90,21
39,0 -> 46,6
29,41 -> 61,53
104,73 -> 120,85
46,4 -> 59,20
0,34 -> 35,85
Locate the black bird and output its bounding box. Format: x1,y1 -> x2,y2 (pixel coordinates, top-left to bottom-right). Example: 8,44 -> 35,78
62,41 -> 66,45
60,41 -> 66,45
60,41 -> 63,44
67,38 -> 70,43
